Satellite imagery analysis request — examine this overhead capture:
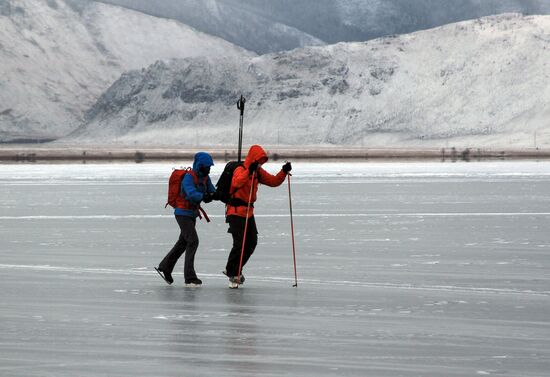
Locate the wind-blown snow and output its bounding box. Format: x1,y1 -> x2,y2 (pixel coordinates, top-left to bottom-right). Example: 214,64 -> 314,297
67,14 -> 550,148
0,0 -> 253,142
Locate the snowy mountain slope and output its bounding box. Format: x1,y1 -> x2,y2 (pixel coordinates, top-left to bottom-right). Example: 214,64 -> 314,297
98,0 -> 550,54
0,0 -> 252,142
96,0 -> 326,55
67,14 -> 550,148
335,0 -> 550,40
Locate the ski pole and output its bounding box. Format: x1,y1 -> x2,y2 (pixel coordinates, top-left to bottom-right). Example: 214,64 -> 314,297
237,170 -> 255,286
287,172 -> 298,287
237,95 -> 246,162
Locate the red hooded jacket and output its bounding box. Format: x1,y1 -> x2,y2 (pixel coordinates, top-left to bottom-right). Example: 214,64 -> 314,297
226,145 -> 287,218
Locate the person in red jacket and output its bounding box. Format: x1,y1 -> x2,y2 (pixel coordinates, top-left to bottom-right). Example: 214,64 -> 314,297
224,145 -> 292,288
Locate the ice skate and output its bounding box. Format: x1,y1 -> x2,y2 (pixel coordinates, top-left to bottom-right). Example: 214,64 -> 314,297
185,277 -> 202,287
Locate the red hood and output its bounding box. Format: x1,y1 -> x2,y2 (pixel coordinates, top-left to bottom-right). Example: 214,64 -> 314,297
244,145 -> 268,168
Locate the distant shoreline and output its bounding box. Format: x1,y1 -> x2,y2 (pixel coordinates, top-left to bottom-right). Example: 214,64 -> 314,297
1,146 -> 550,163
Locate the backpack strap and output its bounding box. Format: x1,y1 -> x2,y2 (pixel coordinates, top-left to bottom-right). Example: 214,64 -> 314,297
197,205 -> 210,223
186,168 -> 199,184
187,169 -> 211,222
179,168 -> 201,197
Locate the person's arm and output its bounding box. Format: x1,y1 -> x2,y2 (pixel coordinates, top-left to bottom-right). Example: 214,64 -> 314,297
182,174 -> 203,203
257,167 -> 286,187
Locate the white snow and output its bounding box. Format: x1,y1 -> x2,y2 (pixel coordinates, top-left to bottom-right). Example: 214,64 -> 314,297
100,0 -> 550,54
0,0 -> 253,141
2,2 -> 550,149
67,14 -> 550,148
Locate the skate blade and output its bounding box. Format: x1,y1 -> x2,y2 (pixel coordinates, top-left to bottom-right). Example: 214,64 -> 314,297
154,267 -> 172,285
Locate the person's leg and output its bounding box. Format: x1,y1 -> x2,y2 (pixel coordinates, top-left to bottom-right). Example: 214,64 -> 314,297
240,216 -> 258,269
159,215 -> 188,276
225,216 -> 246,277
179,217 -> 200,282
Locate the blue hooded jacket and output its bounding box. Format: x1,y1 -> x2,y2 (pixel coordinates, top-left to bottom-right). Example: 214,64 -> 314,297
175,152 -> 216,217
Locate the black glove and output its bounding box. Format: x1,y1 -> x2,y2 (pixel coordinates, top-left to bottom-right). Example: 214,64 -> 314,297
282,162 -> 292,174
202,192 -> 213,203
249,161 -> 259,175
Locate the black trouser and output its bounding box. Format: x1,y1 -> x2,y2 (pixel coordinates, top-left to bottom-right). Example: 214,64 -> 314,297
159,216 -> 199,280
225,215 -> 258,277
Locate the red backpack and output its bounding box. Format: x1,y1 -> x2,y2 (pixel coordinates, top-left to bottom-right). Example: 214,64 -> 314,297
166,168 -> 192,209
165,168 -> 210,221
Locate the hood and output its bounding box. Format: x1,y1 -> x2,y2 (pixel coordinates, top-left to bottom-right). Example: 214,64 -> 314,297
192,152 -> 214,173
244,145 -> 268,168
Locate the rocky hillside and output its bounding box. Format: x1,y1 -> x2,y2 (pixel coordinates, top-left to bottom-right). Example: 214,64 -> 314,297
67,14 -> 550,148
0,0 -> 252,142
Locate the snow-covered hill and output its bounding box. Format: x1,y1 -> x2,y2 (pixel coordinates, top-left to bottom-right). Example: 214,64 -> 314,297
0,0 -> 252,142
96,0 -> 326,55
98,0 -> 550,54
67,14 -> 550,148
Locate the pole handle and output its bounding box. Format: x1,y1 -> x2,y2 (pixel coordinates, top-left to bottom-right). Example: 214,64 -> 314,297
237,95 -> 246,162
237,95 -> 246,116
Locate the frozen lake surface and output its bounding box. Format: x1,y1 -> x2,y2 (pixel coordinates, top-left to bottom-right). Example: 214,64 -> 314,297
1,161 -> 549,376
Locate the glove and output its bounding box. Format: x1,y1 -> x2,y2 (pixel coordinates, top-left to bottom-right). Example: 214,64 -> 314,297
249,161 -> 259,175
282,161 -> 292,174
202,192 -> 213,203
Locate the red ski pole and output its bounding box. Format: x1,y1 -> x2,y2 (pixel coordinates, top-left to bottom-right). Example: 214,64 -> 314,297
287,173 -> 298,287
237,171 -> 256,287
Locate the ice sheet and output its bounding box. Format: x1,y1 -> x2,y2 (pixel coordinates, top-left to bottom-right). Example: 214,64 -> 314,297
1,162 -> 549,376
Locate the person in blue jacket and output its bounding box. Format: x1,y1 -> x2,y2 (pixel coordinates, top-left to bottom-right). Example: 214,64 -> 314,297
155,152 -> 217,286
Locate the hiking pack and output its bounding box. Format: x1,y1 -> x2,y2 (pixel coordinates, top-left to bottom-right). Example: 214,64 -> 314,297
165,168 -> 194,209
165,168 -> 210,221
215,161 -> 250,207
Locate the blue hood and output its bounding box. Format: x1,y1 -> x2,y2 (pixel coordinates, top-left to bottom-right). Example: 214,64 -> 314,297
192,152 -> 214,175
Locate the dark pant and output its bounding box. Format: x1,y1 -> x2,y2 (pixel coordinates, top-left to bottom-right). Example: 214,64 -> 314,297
225,215 -> 258,277
159,216 -> 199,280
